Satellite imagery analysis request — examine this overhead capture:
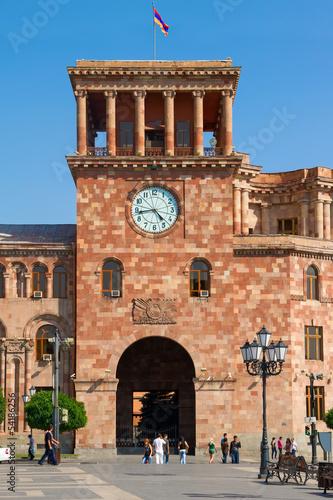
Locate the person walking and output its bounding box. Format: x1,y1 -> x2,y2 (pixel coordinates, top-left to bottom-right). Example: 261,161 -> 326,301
142,438 -> 152,464
291,438 -> 298,456
284,437 -> 291,455
205,438 -> 217,464
221,433 -> 229,463
152,434 -> 166,465
38,424 -> 59,466
163,434 -> 169,464
230,435 -> 241,464
178,436 -> 189,465
271,437 -> 277,460
277,436 -> 283,458
28,434 -> 35,460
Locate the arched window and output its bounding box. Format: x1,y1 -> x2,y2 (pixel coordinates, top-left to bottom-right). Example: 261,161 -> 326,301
0,266 -> 4,298
190,261 -> 210,297
53,266 -> 66,298
102,261 -> 121,297
307,266 -> 319,300
32,266 -> 46,294
36,325 -> 56,361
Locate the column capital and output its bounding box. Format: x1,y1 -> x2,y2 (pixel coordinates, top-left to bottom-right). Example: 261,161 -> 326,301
192,89 -> 205,99
261,202 -> 272,209
221,89 -> 233,98
133,89 -> 147,99
74,89 -> 87,98
162,89 -> 176,99
104,90 -> 118,99
324,199 -> 332,205
298,199 -> 310,205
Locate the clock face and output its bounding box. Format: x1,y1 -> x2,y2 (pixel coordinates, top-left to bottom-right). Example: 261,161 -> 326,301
131,186 -> 178,234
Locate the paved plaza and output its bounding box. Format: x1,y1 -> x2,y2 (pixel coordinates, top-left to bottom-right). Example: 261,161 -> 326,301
0,456 -> 327,500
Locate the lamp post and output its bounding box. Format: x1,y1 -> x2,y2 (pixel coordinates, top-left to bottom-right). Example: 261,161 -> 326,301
240,326 -> 288,478
22,386 -> 36,434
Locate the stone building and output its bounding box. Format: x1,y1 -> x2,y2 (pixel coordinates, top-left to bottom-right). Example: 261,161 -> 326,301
0,59 -> 332,456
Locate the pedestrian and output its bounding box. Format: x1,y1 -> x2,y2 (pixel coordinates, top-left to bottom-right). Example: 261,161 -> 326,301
230,435 -> 241,464
205,438 -> 217,464
221,433 -> 229,463
284,437 -> 291,455
28,434 -> 35,460
163,434 -> 169,464
178,436 -> 189,464
38,424 -> 59,466
152,433 -> 166,464
142,438 -> 152,464
291,438 -> 298,456
271,437 -> 277,460
277,436 -> 283,458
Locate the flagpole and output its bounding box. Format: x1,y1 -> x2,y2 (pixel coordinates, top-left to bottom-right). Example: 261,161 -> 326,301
153,2 -> 156,60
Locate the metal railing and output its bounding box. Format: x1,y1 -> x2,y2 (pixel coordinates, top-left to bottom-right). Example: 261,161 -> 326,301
84,146 -> 224,157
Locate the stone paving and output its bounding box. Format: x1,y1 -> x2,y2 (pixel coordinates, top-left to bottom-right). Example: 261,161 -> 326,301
0,456 -> 325,499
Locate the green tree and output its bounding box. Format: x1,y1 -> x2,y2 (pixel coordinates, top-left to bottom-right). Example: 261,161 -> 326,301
0,388 -> 6,424
323,408 -> 333,430
137,391 -> 178,433
24,391 -> 87,432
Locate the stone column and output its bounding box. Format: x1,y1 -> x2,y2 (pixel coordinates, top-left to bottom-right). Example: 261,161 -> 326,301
222,89 -> 233,155
24,345 -> 33,432
192,90 -> 205,155
324,201 -> 331,240
241,189 -> 250,235
25,273 -> 31,298
299,200 -> 310,236
233,187 -> 241,234
46,273 -> 52,299
314,200 -> 324,238
163,90 -> 176,155
0,343 -> 5,391
75,89 -> 87,155
261,203 -> 271,234
133,90 -> 146,156
105,90 -> 117,156
3,273 -> 9,299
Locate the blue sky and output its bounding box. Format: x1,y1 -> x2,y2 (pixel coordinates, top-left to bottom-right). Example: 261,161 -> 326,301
1,0 -> 333,224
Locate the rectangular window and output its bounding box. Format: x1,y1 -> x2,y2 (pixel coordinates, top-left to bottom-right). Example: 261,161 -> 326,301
176,121 -> 191,147
120,122 -> 133,147
306,386 -> 325,420
305,326 -> 323,360
277,218 -> 298,235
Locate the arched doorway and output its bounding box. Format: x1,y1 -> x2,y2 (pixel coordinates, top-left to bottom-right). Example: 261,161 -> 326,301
116,336 -> 195,454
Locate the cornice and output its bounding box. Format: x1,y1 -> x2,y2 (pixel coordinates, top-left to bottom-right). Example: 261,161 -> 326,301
0,246 -> 73,257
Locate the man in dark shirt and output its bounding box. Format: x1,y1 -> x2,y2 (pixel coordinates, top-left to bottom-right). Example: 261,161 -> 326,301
163,433 -> 170,464
221,433 -> 229,463
230,435 -> 241,464
38,424 -> 59,466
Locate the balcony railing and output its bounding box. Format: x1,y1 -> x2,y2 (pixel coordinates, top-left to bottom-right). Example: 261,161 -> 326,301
84,146 -> 223,157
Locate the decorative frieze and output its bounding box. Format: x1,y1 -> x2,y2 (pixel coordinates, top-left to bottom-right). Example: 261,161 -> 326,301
132,298 -> 176,324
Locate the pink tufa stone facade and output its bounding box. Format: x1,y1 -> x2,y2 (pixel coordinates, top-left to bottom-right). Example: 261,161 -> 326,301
1,60 -> 332,457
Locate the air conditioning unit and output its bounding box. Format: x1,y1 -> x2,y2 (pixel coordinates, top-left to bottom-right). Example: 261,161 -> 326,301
111,290 -> 120,297
33,291 -> 43,298
200,290 -> 209,298
43,354 -> 52,361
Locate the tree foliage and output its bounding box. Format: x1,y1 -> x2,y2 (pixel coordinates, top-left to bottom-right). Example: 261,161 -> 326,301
137,390 -> 178,433
0,388 -> 6,425
323,408 -> 333,430
24,391 -> 87,433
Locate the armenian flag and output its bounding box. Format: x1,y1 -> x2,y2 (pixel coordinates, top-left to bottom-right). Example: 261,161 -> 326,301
154,8 -> 169,36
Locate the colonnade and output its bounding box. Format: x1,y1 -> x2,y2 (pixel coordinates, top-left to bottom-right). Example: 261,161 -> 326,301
74,88 -> 234,156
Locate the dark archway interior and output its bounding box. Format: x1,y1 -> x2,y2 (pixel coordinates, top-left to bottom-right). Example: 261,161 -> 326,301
116,336 -> 195,453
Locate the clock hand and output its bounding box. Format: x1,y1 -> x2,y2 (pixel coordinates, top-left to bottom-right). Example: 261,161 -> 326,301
154,210 -> 164,221
139,209 -> 155,214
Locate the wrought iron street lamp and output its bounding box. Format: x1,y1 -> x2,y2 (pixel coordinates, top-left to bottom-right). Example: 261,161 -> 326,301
22,386 -> 36,434
240,326 -> 288,478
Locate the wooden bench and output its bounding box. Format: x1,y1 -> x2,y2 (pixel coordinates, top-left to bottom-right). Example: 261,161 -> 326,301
265,454 -> 318,485
319,465 -> 333,494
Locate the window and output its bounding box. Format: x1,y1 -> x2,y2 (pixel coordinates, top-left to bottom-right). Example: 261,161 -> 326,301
0,266 -> 4,298
190,261 -> 209,297
277,218 -> 298,235
119,122 -> 133,147
176,121 -> 191,147
32,266 -> 46,294
102,261 -> 121,297
53,266 -> 66,298
305,326 -> 323,360
307,266 -> 318,300
36,325 -> 56,361
306,386 -> 325,420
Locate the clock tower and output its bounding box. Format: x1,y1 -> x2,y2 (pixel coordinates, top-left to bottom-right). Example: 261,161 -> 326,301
67,59 -> 244,455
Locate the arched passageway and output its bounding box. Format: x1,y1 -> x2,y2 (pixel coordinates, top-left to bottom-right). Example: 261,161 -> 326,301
116,336 -> 196,453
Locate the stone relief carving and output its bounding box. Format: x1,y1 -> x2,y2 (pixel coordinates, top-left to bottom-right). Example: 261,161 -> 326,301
132,298 -> 176,324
